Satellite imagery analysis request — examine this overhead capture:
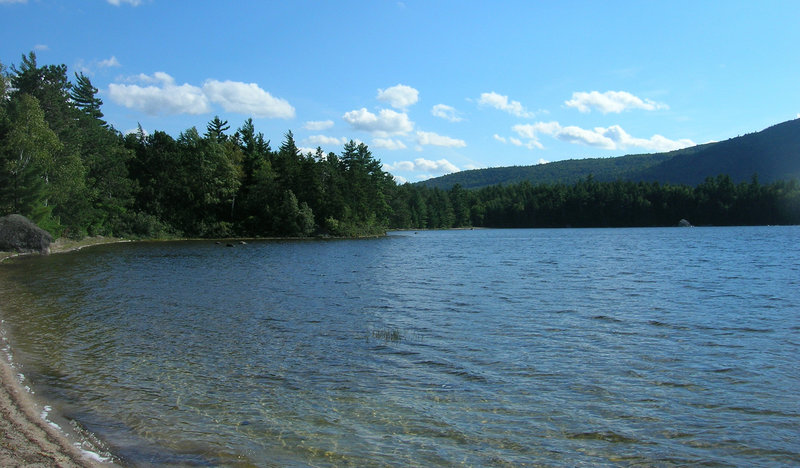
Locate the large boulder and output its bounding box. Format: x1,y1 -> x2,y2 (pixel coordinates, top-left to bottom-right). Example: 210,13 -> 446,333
0,214 -> 54,254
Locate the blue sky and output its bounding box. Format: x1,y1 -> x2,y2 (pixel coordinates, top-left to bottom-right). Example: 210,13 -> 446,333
2,0 -> 798,183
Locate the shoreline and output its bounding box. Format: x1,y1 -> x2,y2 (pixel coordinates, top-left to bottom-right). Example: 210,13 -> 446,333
0,330 -> 113,467
0,237 -> 125,467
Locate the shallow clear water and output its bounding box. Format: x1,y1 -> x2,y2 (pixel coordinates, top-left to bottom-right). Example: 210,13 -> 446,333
1,227 -> 798,466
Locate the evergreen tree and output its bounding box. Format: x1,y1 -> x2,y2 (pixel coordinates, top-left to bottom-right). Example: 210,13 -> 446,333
0,94 -> 61,222
70,72 -> 104,121
205,115 -> 230,142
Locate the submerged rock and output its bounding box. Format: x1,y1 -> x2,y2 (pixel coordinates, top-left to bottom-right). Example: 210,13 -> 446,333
0,214 -> 54,254
677,218 -> 693,227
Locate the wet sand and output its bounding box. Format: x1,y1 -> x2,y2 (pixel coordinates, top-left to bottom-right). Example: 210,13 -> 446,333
0,354 -> 102,467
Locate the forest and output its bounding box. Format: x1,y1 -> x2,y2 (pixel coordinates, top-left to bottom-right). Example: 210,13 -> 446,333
1,53 -> 799,240
422,118 -> 800,190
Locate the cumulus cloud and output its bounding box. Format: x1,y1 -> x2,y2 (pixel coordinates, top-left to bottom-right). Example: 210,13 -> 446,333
377,84 -> 419,110
384,158 -> 460,176
414,158 -> 460,173
385,160 -> 415,171
494,132 -> 543,150
304,120 -> 334,131
431,104 -> 463,122
565,90 -> 668,114
98,56 -> 121,68
108,72 -> 210,115
107,0 -> 143,5
372,138 -> 407,150
513,121 -> 695,152
416,131 -> 466,148
202,80 -> 295,118
305,135 -> 347,147
478,91 -> 534,118
79,56 -> 122,75
108,72 -> 295,118
342,108 -> 413,136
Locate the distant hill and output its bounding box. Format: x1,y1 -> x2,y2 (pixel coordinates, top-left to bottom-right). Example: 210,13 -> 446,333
419,119 -> 800,189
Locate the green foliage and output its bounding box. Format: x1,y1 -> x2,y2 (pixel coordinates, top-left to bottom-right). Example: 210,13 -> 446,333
422,119 -> 800,190
388,175 -> 800,230
0,93 -> 61,223
70,72 -> 104,121
1,52 -> 796,240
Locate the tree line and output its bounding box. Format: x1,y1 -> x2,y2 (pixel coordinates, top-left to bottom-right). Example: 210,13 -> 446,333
0,53 -> 393,238
1,53 -> 798,240
392,175 -> 800,229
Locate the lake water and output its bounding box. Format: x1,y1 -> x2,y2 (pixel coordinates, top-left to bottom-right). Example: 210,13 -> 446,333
0,227 -> 798,466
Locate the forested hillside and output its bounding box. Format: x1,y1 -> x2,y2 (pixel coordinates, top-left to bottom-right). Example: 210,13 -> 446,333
633,119 -> 800,185
1,53 -> 798,238
422,119 -> 800,190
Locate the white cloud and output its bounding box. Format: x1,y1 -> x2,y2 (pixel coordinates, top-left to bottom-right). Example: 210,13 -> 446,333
513,121 -> 695,152
558,125 -> 617,148
377,84 -> 419,110
416,131 -> 466,148
98,56 -> 121,68
565,90 -> 668,114
108,72 -> 210,115
202,79 -> 294,118
33,44 -> 48,50
431,104 -> 463,122
599,125 -> 695,152
414,158 -> 460,173
384,160 -> 415,171
124,127 -> 148,136
384,158 -> 460,176
304,120 -> 334,131
109,73 -> 294,118
305,135 -> 346,147
392,174 -> 409,184
478,91 -> 534,118
537,159 -> 549,165
494,132 -> 543,150
372,138 -> 407,150
297,147 -> 318,156
342,108 -> 413,136
107,0 -> 143,5
0,0 -> 27,4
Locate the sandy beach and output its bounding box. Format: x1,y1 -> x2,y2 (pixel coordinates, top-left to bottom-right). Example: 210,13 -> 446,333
0,354 -> 103,467
0,237 -> 125,467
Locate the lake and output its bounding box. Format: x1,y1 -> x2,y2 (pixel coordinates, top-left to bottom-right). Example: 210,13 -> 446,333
0,227 -> 798,466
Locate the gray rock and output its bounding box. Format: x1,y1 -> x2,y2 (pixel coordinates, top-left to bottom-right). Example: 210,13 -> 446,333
0,214 -> 54,254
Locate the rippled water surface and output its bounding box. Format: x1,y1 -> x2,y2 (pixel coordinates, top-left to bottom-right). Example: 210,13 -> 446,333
1,227 -> 798,466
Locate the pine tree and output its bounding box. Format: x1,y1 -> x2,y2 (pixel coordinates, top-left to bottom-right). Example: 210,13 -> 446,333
70,72 -> 104,121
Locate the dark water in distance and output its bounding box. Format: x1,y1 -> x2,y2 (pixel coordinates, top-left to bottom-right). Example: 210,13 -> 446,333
0,227 -> 798,466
